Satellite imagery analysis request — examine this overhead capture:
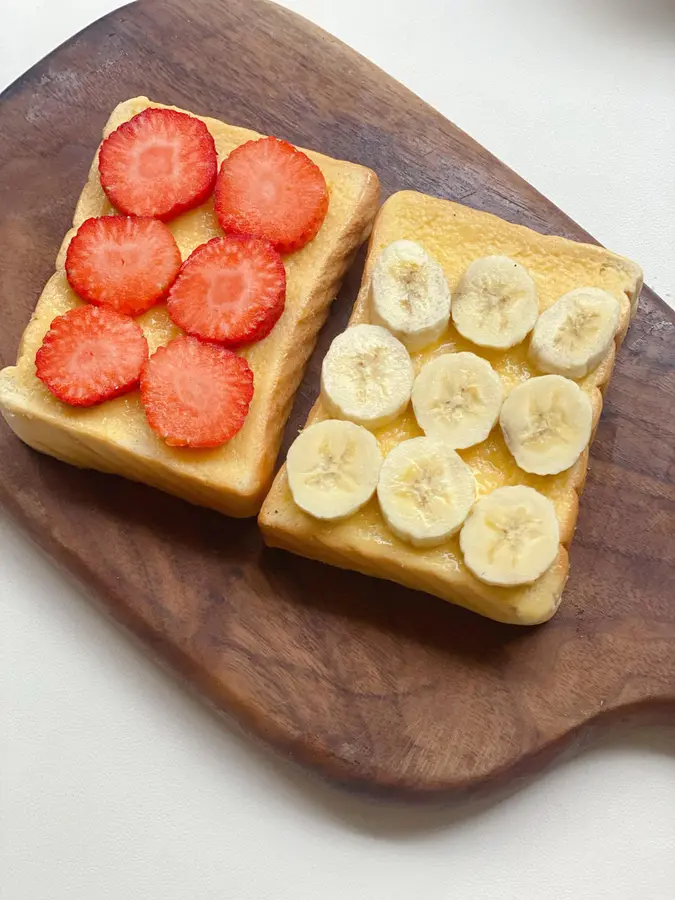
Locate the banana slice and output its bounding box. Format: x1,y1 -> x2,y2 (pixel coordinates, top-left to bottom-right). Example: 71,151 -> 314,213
370,240 -> 451,351
412,352 -> 504,449
499,374 -> 592,475
530,287 -> 621,378
451,256 -> 539,349
459,485 -> 559,586
377,437 -> 475,547
321,323 -> 414,429
287,419 -> 382,521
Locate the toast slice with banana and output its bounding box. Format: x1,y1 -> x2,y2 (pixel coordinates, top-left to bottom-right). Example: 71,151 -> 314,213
259,191 -> 642,624
0,98 -> 379,517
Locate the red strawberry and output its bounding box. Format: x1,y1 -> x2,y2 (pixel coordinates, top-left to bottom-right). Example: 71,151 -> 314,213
140,335 -> 254,448
214,136 -> 329,253
65,216 -> 182,317
35,306 -> 148,407
166,235 -> 286,347
99,108 -> 218,221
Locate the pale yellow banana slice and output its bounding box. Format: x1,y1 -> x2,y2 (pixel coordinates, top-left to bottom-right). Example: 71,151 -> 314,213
377,437 -> 475,547
459,485 -> 559,586
499,374 -> 592,475
451,255 -> 539,349
530,287 -> 621,378
287,419 -> 382,521
412,351 -> 504,449
321,323 -> 413,429
370,240 -> 451,351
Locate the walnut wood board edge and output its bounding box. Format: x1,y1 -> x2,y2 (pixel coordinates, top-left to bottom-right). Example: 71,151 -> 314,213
1,0 -> 673,799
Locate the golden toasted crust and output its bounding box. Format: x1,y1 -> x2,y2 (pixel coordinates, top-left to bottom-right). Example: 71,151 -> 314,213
259,191 -> 643,624
0,98 -> 379,516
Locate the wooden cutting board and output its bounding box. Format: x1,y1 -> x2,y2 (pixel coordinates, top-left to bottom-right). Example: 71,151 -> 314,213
1,0 -> 673,800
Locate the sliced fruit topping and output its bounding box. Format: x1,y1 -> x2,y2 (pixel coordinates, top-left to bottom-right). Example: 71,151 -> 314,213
460,485 -> 560,586
35,305 -> 148,407
529,287 -> 621,379
286,419 -> 383,521
499,374 -> 592,476
140,335 -> 254,448
99,107 -> 218,221
452,256 -> 539,349
371,240 -> 451,351
166,235 -> 286,347
65,216 -> 182,317
321,324 -> 413,430
377,436 -> 475,547
214,136 -> 329,253
412,352 -> 504,449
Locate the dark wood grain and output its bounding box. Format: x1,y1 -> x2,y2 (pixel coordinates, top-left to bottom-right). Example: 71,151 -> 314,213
1,0 -> 673,799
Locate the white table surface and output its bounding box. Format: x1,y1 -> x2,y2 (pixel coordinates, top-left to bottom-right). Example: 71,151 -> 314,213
1,2 -> 674,898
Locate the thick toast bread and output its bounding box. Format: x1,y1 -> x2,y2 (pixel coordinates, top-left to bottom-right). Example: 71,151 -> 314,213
259,191 -> 643,624
0,98 -> 379,516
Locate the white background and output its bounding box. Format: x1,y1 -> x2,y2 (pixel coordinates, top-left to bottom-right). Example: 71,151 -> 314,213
1,2 -> 674,898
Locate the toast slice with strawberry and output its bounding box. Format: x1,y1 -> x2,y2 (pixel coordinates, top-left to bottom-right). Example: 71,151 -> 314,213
0,98 -> 379,516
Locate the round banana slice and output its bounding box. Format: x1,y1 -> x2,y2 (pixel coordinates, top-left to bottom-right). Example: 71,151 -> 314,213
530,287 -> 621,379
321,323 -> 414,429
412,352 -> 504,449
370,240 -> 451,351
287,419 -> 383,521
377,437 -> 475,547
459,485 -> 559,586
451,256 -> 539,349
499,374 -> 592,475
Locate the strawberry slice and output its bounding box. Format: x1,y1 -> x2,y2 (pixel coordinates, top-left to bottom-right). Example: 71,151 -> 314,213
35,306 -> 148,407
65,216 -> 182,317
140,335 -> 254,448
99,108 -> 218,221
166,235 -> 286,347
214,136 -> 329,253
